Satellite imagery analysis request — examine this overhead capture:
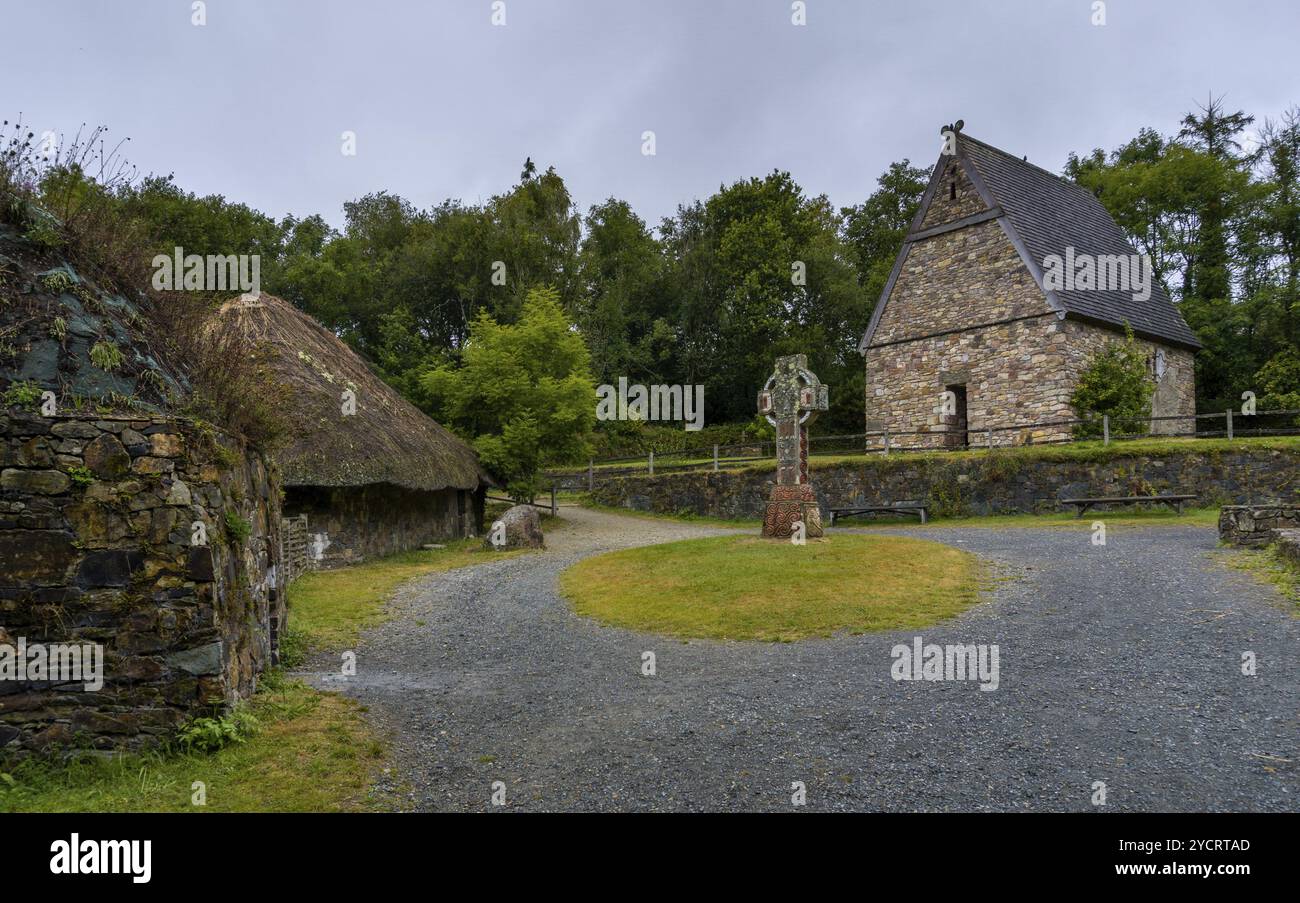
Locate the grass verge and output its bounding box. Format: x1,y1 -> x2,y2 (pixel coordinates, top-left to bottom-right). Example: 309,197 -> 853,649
851,505 -> 1221,531
560,533 -> 983,641
1222,545 -> 1300,613
578,497 -> 1218,531
286,536 -> 532,653
0,673 -> 390,812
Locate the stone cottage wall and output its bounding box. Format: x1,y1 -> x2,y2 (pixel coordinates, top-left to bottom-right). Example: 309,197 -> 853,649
284,482 -> 479,569
589,446 -> 1300,520
0,411 -> 282,755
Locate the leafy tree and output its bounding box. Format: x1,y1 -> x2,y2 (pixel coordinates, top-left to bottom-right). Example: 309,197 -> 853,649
1066,102 -> 1262,411
1069,328 -> 1154,438
841,159 -> 929,301
660,170 -> 870,428
1254,348 -> 1300,414
575,198 -> 670,386
484,162 -> 581,322
419,287 -> 594,499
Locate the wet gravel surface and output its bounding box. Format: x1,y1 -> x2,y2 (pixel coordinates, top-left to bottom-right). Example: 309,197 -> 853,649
299,508 -> 1298,812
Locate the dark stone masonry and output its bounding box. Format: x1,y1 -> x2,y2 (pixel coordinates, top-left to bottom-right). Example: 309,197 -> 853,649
589,446 -> 1300,521
0,411 -> 283,755
1218,504 -> 1300,547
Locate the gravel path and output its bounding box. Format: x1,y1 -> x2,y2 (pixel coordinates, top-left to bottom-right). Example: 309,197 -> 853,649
300,507 -> 1298,812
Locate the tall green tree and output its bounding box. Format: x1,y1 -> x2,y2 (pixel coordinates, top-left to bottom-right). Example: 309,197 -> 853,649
1066,100 -> 1261,410
841,159 -> 929,301
575,198 -> 670,386
660,170 -> 869,428
419,287 -> 594,498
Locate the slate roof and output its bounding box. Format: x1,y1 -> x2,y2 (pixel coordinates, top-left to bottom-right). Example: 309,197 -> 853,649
861,131 -> 1202,351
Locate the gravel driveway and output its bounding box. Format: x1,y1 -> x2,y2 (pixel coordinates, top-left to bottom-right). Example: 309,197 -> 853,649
300,507 -> 1298,812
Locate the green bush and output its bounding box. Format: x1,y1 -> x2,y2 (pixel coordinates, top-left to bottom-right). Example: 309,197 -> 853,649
39,270 -> 74,294
586,416 -> 775,460
1070,326 -> 1154,439
421,287 -> 595,500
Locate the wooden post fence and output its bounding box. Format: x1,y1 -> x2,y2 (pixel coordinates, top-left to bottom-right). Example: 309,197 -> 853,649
713,444 -> 719,472
280,514 -> 310,585
1226,409 -> 1233,440
1103,415 -> 1109,445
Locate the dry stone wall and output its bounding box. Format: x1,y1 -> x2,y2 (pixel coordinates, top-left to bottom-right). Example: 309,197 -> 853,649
0,410 -> 283,755
589,446 -> 1300,520
1218,504 -> 1300,547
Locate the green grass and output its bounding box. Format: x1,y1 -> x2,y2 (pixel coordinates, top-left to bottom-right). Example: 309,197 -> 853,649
1222,544 -> 1300,613
560,533 -> 984,641
287,537 -> 531,652
0,675 -> 390,813
579,497 -> 762,529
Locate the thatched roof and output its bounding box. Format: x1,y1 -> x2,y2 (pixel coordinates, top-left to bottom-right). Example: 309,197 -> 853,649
213,292 -> 487,492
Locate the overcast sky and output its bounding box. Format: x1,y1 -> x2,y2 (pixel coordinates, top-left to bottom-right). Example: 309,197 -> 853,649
5,0 -> 1298,231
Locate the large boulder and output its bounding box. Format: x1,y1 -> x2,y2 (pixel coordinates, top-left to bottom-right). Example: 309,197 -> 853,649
485,504 -> 544,551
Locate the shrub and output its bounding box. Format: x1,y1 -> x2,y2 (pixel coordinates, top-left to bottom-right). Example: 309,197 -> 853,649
40,270 -> 74,294
1070,326 -> 1154,439
421,287 -> 595,500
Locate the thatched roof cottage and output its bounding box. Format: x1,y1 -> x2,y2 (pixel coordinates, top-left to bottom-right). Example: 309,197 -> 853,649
215,293 -> 491,568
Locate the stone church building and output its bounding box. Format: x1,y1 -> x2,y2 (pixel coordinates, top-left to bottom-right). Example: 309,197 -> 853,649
860,125 -> 1200,448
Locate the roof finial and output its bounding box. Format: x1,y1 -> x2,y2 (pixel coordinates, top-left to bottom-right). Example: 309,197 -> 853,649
941,119 -> 965,135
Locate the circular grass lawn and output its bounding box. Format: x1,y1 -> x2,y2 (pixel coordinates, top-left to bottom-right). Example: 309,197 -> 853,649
560,534 -> 983,642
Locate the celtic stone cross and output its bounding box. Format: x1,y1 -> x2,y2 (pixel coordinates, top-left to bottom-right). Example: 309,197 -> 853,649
757,354 -> 828,537
757,354 -> 828,486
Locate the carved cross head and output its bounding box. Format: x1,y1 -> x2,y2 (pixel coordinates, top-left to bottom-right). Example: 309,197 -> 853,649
758,354 -> 829,427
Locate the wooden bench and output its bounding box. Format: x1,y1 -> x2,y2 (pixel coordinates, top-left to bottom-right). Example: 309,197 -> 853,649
830,501 -> 929,526
1060,494 -> 1197,517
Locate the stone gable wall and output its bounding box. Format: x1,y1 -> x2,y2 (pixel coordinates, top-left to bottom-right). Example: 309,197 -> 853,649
0,411 -> 283,755
871,220 -> 1049,347
919,156 -> 986,228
